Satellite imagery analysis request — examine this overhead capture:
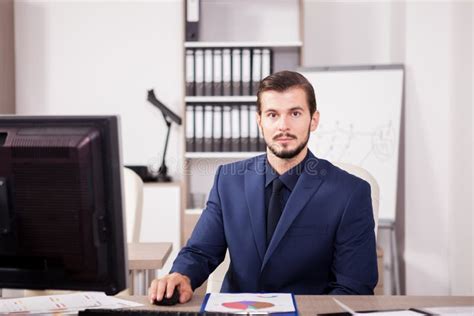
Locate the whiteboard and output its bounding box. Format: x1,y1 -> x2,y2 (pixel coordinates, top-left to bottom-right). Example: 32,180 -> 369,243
300,66 -> 404,221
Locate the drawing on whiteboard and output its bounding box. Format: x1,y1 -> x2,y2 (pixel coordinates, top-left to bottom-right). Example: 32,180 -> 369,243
311,120 -> 396,165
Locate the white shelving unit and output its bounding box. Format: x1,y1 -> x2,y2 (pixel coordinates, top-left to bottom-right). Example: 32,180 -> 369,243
182,0 -> 303,245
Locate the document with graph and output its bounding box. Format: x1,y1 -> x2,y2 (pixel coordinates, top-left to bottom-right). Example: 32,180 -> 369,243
201,293 -> 297,314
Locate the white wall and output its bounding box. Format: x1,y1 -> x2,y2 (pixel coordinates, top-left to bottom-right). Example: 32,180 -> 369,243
13,0 -> 186,292
302,1 -> 402,66
14,0 -> 184,175
303,1 -> 473,295
200,0 -> 300,42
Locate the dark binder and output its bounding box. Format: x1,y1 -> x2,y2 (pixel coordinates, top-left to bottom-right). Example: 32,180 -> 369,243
231,49 -> 242,96
186,105 -> 194,152
240,104 -> 250,151
251,48 -> 262,94
203,105 -> 213,152
222,105 -> 232,152
195,49 -> 204,96
204,49 -> 213,96
251,105 -> 259,152
185,49 -> 195,96
242,48 -> 251,96
194,105 -> 204,152
222,49 -> 232,96
213,105 -> 223,152
213,49 -> 223,96
185,0 -> 200,41
231,105 -> 241,152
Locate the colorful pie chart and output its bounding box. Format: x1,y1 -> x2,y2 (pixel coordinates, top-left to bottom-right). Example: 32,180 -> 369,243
222,300 -> 275,310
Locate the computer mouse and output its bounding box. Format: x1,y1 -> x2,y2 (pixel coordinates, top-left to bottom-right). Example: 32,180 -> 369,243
153,288 -> 180,306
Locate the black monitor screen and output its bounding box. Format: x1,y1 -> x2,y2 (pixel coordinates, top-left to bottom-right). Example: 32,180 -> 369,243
0,116 -> 127,295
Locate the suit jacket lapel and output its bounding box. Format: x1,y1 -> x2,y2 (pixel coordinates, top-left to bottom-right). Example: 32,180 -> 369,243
262,154 -> 326,271
245,155 -> 267,263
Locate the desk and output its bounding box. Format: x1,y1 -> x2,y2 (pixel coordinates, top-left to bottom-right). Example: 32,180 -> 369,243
120,295 -> 473,315
127,242 -> 172,295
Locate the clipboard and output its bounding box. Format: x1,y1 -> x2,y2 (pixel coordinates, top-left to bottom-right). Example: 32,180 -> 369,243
200,293 -> 298,316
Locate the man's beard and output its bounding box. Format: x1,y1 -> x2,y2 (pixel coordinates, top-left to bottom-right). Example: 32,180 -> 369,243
264,127 -> 311,159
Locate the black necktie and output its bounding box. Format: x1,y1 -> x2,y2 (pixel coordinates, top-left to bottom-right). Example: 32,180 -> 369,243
266,178 -> 284,246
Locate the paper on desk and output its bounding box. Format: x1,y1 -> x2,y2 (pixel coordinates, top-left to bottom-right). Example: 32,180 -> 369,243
204,293 -> 295,313
332,298 -> 425,316
0,292 -> 142,314
355,312 -> 423,315
418,306 -> 474,315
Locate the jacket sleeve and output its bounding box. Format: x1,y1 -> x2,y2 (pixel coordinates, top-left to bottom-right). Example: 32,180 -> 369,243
328,179 -> 378,295
170,166 -> 227,290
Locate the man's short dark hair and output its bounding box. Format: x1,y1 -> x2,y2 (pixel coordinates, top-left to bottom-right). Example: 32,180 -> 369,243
256,70 -> 317,116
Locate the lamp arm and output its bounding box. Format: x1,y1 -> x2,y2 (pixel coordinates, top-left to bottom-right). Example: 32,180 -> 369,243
156,117 -> 172,182
160,119 -> 172,170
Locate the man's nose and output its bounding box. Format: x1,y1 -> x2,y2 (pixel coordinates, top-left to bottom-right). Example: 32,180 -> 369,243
277,115 -> 290,131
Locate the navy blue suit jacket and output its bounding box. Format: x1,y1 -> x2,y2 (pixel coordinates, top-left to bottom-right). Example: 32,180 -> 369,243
171,152 -> 378,294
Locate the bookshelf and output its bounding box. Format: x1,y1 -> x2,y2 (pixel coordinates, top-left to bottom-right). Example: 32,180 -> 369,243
182,0 -> 303,243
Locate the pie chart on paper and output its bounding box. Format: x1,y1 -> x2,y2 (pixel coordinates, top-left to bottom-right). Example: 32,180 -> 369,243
222,301 -> 275,310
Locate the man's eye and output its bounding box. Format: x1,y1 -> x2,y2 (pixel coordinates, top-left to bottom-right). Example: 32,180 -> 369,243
268,113 -> 277,118
292,111 -> 302,117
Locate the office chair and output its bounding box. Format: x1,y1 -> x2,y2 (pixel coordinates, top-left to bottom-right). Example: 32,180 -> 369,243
206,163 -> 380,293
123,167 -> 144,244
331,162 -> 380,236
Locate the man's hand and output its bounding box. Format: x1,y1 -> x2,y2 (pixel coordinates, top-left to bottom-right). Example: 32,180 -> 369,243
148,272 -> 193,304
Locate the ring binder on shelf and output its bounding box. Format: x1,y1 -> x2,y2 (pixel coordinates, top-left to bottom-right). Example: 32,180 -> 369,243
232,49 -> 241,96
204,104 -> 213,151
185,0 -> 200,41
262,48 -> 272,79
222,49 -> 232,96
186,49 -> 195,96
213,105 -> 223,151
194,105 -> 204,151
240,104 -> 250,152
222,105 -> 232,152
231,105 -> 241,152
249,105 -> 259,152
195,49 -> 204,96
242,49 -> 251,96
251,48 -> 262,94
186,105 -> 194,152
204,49 -> 213,96
213,49 -> 223,96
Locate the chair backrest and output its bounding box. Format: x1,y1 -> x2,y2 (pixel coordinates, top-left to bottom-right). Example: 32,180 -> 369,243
331,162 -> 379,236
123,167 -> 144,243
205,162 -> 380,293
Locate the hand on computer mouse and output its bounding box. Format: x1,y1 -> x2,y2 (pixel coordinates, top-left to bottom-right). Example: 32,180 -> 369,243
148,272 -> 193,305
153,287 -> 180,306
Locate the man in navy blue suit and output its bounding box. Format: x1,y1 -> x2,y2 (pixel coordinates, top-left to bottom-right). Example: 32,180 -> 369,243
149,71 -> 378,304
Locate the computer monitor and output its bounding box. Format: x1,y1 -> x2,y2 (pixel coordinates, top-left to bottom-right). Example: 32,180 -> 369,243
0,116 -> 127,295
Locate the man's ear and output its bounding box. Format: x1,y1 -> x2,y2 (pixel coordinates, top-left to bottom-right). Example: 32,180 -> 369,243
310,111 -> 320,132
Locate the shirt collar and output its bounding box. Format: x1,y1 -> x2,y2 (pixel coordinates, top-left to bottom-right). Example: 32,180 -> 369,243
265,151 -> 310,191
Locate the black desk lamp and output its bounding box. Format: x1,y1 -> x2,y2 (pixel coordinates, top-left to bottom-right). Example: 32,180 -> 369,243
147,89 -> 182,182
